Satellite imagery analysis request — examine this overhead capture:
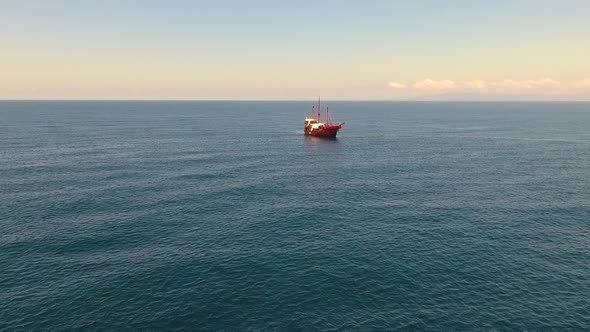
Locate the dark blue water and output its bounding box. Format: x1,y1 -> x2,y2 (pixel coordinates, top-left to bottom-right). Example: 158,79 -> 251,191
1,101 -> 589,330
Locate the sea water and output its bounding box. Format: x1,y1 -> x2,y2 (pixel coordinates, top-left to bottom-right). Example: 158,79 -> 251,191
1,101 -> 589,330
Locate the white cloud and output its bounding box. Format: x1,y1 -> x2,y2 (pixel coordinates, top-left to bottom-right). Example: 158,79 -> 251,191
499,78 -> 590,91
388,81 -> 406,89
389,78 -> 590,93
413,79 -> 457,90
572,78 -> 590,89
535,78 -> 562,89
465,80 -> 488,89
491,78 -> 562,90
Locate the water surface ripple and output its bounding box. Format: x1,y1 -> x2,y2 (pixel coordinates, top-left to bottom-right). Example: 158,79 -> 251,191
1,101 -> 589,330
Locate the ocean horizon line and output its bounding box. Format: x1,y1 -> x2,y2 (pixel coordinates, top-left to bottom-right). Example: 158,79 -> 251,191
1,99 -> 589,103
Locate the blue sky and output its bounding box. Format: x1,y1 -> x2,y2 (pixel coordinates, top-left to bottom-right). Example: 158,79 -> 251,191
1,0 -> 589,99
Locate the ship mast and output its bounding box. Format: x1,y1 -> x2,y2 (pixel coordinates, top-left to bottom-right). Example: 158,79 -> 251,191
318,96 -> 321,121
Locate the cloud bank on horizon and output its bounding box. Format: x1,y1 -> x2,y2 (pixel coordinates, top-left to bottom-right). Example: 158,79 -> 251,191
388,78 -> 590,99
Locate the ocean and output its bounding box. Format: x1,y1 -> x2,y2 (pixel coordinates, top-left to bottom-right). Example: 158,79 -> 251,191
1,101 -> 589,330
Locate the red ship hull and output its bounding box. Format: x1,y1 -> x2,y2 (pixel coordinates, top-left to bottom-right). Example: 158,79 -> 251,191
304,124 -> 342,138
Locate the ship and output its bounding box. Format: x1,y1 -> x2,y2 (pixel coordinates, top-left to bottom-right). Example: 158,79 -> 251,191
304,97 -> 344,138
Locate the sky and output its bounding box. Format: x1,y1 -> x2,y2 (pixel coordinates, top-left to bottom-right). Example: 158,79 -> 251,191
1,0 -> 589,100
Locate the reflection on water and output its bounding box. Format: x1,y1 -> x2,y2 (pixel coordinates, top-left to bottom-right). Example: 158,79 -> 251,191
304,135 -> 339,144
303,134 -> 341,155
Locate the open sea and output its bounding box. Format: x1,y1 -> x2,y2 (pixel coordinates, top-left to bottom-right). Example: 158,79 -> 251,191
1,101 -> 589,330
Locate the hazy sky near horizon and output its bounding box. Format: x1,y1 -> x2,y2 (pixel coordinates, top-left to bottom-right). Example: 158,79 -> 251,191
1,0 -> 590,100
